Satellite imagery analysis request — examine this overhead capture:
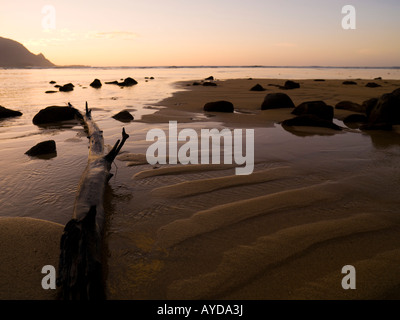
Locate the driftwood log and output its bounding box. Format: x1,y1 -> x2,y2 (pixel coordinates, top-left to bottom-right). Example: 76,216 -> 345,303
57,102 -> 129,300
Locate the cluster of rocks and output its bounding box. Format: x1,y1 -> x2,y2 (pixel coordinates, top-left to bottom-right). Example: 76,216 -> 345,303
105,77 -> 138,87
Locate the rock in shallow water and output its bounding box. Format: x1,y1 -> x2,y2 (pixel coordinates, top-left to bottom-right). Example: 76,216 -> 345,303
32,105 -> 82,125
25,140 -> 57,157
261,93 -> 295,110
112,110 -> 134,122
90,79 -> 102,88
0,106 -> 22,119
292,101 -> 334,121
204,101 -> 234,113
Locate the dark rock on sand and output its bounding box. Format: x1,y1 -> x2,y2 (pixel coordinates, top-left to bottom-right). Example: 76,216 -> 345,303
361,92 -> 400,130
32,105 -> 82,125
90,79 -> 102,88
391,88 -> 400,97
261,93 -> 295,110
25,140 -> 56,157
105,77 -> 138,87
203,82 -> 217,87
363,98 -> 379,117
59,83 -> 74,92
366,82 -> 381,88
292,101 -> 334,121
283,80 -> 300,89
343,81 -> 357,85
112,110 -> 134,122
0,106 -> 22,119
205,76 -> 214,81
282,115 -> 342,130
250,84 -> 266,91
343,114 -> 368,124
204,101 -> 234,113
335,101 -> 365,113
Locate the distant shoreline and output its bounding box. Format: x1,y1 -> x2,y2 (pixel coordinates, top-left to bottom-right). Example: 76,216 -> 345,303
1,65 -> 400,70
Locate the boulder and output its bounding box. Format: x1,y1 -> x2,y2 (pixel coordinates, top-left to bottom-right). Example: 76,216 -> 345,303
361,92 -> 400,130
343,81 -> 357,85
366,82 -> 381,88
292,101 -> 334,121
335,101 -> 365,113
25,140 -> 56,157
261,93 -> 295,110
112,110 -> 134,122
90,79 -> 102,88
343,114 -> 368,123
283,80 -> 300,89
363,98 -> 379,117
0,106 -> 22,119
205,76 -> 214,81
204,101 -> 234,113
391,88 -> 400,97
120,77 -> 138,86
282,115 -> 342,130
250,84 -> 266,91
105,78 -> 138,86
32,105 -> 82,125
59,83 -> 74,92
203,82 -> 217,87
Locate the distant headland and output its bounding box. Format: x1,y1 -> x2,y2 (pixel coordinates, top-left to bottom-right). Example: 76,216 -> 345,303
0,36 -> 55,68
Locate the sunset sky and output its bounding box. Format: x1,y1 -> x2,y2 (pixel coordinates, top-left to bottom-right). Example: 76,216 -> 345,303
1,0 -> 400,67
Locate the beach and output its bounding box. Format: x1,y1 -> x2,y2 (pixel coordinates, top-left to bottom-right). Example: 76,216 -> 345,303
1,73 -> 400,300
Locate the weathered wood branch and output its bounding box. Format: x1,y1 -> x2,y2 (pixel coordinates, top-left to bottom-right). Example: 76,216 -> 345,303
57,102 -> 129,300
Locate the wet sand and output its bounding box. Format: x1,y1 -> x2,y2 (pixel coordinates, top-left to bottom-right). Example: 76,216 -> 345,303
4,78 -> 400,300
106,78 -> 400,300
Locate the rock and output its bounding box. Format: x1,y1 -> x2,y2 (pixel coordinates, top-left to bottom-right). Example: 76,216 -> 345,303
203,101 -> 234,113
203,82 -> 217,87
361,92 -> 400,130
59,83 -> 74,92
112,110 -> 134,122
205,76 -> 214,81
281,115 -> 342,130
374,77 -> 382,80
363,98 -> 379,117
192,82 -> 201,86
49,81 -> 56,84
283,80 -> 300,89
45,90 -> 57,94
343,114 -> 368,123
0,106 -> 22,119
121,77 -> 138,86
366,82 -> 381,88
250,84 -> 266,91
343,81 -> 357,85
261,93 -> 295,110
314,79 -> 325,82
90,79 -> 102,88
105,77 -> 137,87
32,105 -> 82,125
292,101 -> 334,121
335,101 -> 365,113
25,140 -> 56,157
392,88 -> 400,97
54,85 -> 61,88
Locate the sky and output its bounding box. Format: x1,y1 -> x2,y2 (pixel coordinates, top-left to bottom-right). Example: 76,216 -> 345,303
1,0 -> 400,67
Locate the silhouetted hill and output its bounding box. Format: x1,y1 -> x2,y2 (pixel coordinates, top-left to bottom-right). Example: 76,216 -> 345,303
0,36 -> 55,68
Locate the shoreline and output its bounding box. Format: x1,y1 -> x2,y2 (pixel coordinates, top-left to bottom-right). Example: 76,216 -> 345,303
2,77 -> 400,300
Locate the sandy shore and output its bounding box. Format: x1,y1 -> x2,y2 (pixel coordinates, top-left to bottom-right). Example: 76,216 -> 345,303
107,78 -> 400,300
3,78 -> 400,300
